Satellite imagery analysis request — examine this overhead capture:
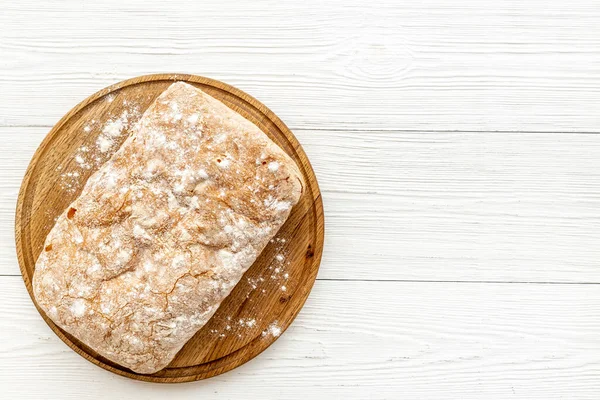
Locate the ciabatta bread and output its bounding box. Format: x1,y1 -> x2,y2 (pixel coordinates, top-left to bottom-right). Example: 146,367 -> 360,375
33,82 -> 304,374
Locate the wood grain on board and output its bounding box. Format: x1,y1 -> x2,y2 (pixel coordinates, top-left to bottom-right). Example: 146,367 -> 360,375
14,74 -> 324,382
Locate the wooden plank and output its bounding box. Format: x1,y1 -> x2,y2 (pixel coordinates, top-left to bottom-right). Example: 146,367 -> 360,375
1,276 -> 599,399
302,130 -> 600,283
2,128 -> 599,282
1,0 -> 600,131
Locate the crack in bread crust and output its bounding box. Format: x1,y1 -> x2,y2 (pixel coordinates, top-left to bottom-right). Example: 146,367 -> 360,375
32,82 -> 304,374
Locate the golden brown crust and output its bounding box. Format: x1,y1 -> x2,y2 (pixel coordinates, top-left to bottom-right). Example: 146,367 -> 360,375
32,82 -> 304,374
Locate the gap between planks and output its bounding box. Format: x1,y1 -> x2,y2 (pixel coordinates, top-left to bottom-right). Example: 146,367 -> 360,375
1,275 -> 599,285
2,125 -> 600,135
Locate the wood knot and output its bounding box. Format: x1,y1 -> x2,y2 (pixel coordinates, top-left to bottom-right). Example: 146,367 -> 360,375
305,244 -> 314,258
279,295 -> 291,304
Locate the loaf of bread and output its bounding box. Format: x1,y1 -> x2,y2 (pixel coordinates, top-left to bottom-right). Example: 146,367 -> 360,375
32,82 -> 304,374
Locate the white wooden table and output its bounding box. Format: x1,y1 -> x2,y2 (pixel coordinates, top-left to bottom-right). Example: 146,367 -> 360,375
2,1 -> 599,398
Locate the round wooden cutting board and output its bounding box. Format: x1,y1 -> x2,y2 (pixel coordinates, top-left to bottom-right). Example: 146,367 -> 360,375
15,74 -> 324,383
